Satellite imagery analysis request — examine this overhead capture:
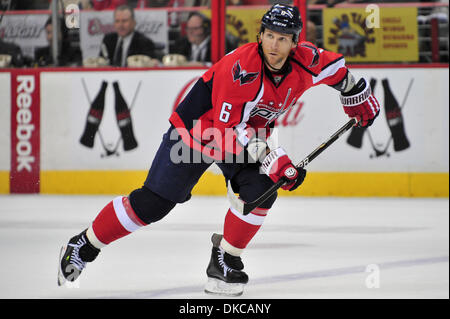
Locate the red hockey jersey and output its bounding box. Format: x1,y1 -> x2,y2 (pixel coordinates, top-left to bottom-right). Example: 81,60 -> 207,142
169,41 -> 348,161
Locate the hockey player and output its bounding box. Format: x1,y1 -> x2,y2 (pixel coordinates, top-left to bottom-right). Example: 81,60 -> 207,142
58,3 -> 380,296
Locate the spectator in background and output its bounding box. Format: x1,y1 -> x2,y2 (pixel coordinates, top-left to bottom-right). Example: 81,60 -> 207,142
0,38 -> 25,67
99,4 -> 159,66
133,0 -> 202,8
9,0 -> 92,10
172,11 -> 237,66
48,0 -> 93,10
227,0 -> 294,4
91,0 -> 128,10
34,16 -> 82,66
307,0 -> 348,7
178,0 -> 208,5
309,0 -> 418,5
68,0 -> 92,9
136,0 -> 172,7
8,0 -> 49,10
306,20 -> 317,44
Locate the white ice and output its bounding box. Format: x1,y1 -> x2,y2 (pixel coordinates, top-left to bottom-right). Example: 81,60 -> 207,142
0,195 -> 448,299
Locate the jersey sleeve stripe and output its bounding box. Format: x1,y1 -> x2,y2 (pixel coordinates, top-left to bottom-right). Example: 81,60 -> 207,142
312,58 -> 346,85
320,56 -> 345,71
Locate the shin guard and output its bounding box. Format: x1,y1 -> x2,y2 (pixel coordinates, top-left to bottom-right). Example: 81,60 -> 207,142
221,207 -> 268,256
88,196 -> 146,247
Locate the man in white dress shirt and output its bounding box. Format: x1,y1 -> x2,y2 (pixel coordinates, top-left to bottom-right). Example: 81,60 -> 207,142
99,5 -> 158,67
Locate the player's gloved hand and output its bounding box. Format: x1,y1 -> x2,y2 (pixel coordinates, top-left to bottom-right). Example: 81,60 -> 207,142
340,78 -> 380,127
260,148 -> 307,191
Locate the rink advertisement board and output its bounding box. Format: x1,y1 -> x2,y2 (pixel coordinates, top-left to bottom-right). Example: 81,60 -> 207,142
0,13 -> 49,59
9,70 -> 41,193
0,73 -> 11,193
0,65 -> 448,197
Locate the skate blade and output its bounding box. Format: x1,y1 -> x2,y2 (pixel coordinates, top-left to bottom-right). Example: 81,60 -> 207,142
57,245 -> 80,288
57,245 -> 67,286
204,277 -> 245,297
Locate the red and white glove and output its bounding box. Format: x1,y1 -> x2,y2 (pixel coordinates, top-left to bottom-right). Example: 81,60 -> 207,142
260,148 -> 306,191
340,78 -> 380,127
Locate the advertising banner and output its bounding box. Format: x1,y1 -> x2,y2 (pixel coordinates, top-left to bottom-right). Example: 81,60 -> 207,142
39,69 -> 203,170
0,66 -> 448,196
0,13 -> 48,59
225,8 -> 267,47
277,67 -> 448,173
9,70 -> 41,193
323,7 -> 419,62
0,73 -> 11,193
35,67 -> 448,173
201,8 -> 266,47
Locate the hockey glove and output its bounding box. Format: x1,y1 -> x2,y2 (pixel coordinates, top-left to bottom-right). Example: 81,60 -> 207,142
260,148 -> 306,191
340,78 -> 380,128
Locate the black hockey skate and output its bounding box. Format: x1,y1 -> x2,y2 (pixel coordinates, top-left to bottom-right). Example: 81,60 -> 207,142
204,233 -> 249,296
57,229 -> 100,286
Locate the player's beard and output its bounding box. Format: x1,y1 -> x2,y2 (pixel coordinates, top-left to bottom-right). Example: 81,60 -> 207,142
264,53 -> 286,72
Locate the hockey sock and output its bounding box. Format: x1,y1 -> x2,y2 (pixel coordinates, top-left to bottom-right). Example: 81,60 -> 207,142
86,196 -> 146,249
80,81 -> 107,148
221,207 -> 268,257
113,81 -> 138,151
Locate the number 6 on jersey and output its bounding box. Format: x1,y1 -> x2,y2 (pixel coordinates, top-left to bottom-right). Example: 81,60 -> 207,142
219,102 -> 232,123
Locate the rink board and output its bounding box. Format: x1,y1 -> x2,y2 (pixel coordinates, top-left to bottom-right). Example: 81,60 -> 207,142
0,65 -> 448,197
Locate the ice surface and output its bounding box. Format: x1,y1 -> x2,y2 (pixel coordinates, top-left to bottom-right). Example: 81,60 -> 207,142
0,195 -> 448,299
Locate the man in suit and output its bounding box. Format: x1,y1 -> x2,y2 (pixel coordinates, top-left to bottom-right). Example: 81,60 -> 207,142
173,12 -> 238,66
0,39 -> 25,67
34,16 -> 82,67
100,5 -> 157,67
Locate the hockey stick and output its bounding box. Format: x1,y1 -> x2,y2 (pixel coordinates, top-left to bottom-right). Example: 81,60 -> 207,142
227,118 -> 358,215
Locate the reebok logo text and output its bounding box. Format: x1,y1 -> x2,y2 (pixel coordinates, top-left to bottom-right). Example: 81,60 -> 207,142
16,75 -> 35,172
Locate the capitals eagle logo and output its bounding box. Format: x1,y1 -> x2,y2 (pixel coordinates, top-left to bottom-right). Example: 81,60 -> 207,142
232,60 -> 259,85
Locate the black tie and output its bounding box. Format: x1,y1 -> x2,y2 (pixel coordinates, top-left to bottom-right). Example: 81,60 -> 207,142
113,38 -> 123,66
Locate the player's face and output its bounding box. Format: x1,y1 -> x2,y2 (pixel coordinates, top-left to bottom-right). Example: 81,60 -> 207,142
260,29 -> 297,71
114,9 -> 136,38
